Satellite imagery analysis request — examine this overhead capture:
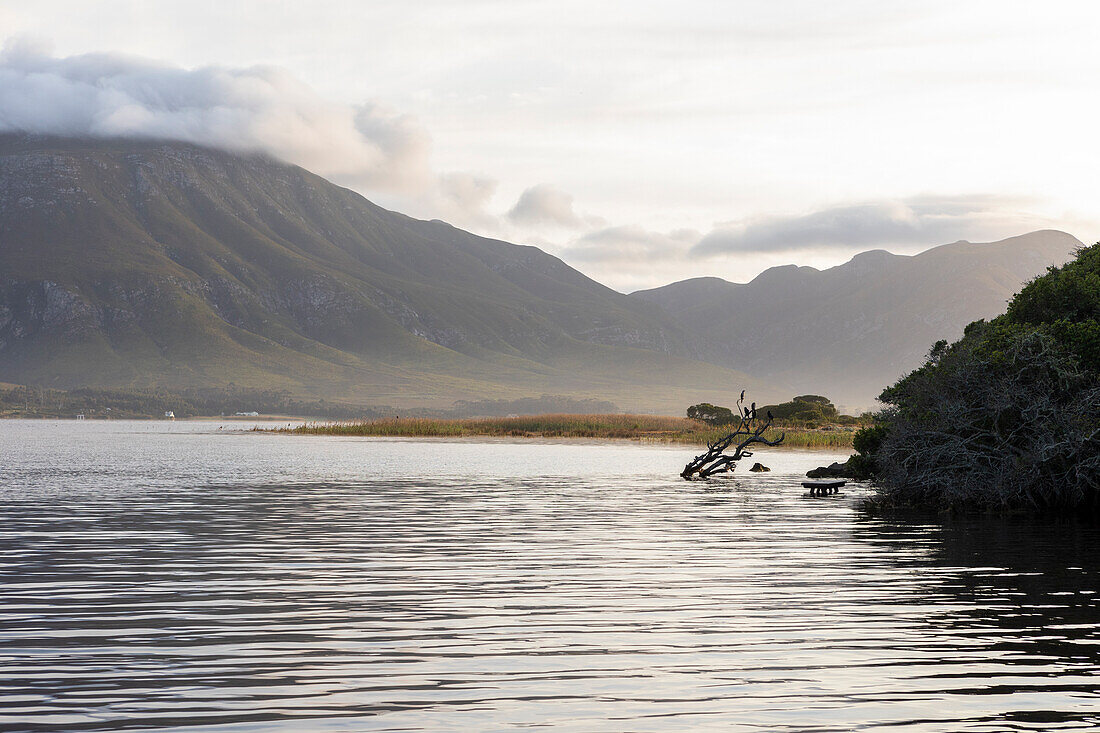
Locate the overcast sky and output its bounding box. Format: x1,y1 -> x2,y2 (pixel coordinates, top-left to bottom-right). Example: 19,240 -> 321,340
2,1 -> 1098,291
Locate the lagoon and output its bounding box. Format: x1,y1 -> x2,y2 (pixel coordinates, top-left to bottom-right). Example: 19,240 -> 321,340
2,420 -> 1098,731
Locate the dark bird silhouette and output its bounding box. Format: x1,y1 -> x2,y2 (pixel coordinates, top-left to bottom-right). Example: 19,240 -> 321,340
740,390 -> 745,402
751,402 -> 756,419
767,409 -> 774,421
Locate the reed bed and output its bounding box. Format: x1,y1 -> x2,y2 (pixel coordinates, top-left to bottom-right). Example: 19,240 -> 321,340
274,413 -> 857,448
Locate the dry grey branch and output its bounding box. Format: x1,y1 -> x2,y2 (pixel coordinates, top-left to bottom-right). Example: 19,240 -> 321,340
681,394 -> 785,479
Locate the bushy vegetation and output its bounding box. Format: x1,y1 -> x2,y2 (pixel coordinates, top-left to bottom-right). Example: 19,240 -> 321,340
848,423 -> 886,479
861,244 -> 1100,513
687,395 -> 865,428
759,395 -> 836,420
739,394 -> 868,429
686,402 -> 737,425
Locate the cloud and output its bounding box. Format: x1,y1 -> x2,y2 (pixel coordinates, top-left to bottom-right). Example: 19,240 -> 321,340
412,171 -> 500,231
506,184 -> 585,228
546,225 -> 706,293
561,225 -> 700,262
0,37 -> 433,193
692,195 -> 1055,256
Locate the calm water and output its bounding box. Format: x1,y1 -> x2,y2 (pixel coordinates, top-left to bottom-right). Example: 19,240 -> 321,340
2,421 -> 1099,732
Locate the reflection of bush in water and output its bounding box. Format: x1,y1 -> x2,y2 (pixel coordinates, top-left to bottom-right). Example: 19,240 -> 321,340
870,517 -> 1100,665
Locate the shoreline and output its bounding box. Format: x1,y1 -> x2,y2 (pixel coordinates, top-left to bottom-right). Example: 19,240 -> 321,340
1,414 -> 862,451
268,414 -> 860,449
273,433 -> 854,451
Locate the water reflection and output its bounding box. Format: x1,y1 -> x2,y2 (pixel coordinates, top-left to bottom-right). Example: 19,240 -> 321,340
1,422 -> 1098,731
851,517 -> 1100,730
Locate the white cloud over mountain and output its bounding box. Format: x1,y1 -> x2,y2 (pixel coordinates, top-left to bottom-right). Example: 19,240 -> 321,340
0,37 -> 437,194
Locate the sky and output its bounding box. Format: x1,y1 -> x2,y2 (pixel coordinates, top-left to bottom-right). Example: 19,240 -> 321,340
2,0 -> 1098,291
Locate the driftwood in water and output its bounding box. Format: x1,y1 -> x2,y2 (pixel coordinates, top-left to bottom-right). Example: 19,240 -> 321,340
681,394 -> 785,479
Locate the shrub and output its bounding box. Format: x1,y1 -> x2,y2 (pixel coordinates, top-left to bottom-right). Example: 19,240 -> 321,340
852,423 -> 887,456
761,395 -> 839,421
874,330 -> 1100,511
868,244 -> 1100,513
686,402 -> 736,426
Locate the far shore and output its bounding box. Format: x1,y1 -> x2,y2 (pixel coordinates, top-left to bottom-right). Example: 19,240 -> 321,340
0,414 -> 317,422
267,413 -> 861,449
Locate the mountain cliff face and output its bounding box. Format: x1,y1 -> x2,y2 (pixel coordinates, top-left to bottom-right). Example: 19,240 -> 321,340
632,230 -> 1082,409
0,135 -> 774,412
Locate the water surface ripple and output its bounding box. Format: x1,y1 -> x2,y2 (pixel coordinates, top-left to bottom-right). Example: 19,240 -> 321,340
1,421 -> 1098,731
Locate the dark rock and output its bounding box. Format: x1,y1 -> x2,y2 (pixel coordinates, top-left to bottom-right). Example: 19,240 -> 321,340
749,462 -> 770,472
806,460 -> 856,479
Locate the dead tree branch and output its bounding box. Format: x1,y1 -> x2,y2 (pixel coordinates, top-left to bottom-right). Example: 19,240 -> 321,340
681,394 -> 785,479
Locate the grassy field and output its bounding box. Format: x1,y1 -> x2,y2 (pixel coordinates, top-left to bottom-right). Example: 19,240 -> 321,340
275,413 -> 860,448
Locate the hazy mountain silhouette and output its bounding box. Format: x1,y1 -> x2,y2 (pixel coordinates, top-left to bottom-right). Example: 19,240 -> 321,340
0,135 -> 779,413
632,230 -> 1082,410
0,135 -> 1080,413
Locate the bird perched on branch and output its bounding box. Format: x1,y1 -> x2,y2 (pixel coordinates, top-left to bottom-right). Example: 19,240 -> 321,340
767,409 -> 774,421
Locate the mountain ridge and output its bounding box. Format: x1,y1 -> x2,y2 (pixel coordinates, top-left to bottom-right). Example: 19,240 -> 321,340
632,229 -> 1082,409
0,134 -> 1082,412
0,134 -> 776,412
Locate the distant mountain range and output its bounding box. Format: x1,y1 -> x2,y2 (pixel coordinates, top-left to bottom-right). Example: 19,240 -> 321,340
0,135 -> 1081,412
0,135 -> 773,413
632,230 -> 1081,409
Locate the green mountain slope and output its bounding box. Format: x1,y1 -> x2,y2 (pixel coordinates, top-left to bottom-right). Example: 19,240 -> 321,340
0,135 -> 776,412
632,231 -> 1082,410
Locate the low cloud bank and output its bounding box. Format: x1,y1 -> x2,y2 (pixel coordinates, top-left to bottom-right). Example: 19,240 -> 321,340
562,225 -> 700,262
0,37 -> 436,193
0,36 -> 510,230
692,196 -> 1053,256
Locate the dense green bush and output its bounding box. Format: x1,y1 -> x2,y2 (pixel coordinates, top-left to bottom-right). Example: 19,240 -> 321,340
686,402 -> 736,426
848,423 -> 887,478
1005,242 -> 1100,366
866,244 -> 1100,513
761,395 -> 839,422
686,395 -> 860,429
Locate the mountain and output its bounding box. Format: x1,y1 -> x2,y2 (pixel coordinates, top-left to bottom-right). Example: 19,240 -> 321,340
632,230 -> 1082,410
0,135 -> 777,413
1,136 -> 1081,415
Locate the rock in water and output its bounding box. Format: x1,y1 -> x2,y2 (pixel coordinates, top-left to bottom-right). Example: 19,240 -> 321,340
749,462 -> 770,472
806,460 -> 855,479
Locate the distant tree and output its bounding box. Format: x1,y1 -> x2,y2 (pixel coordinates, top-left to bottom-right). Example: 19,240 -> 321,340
686,402 -> 736,426
760,395 -> 839,422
